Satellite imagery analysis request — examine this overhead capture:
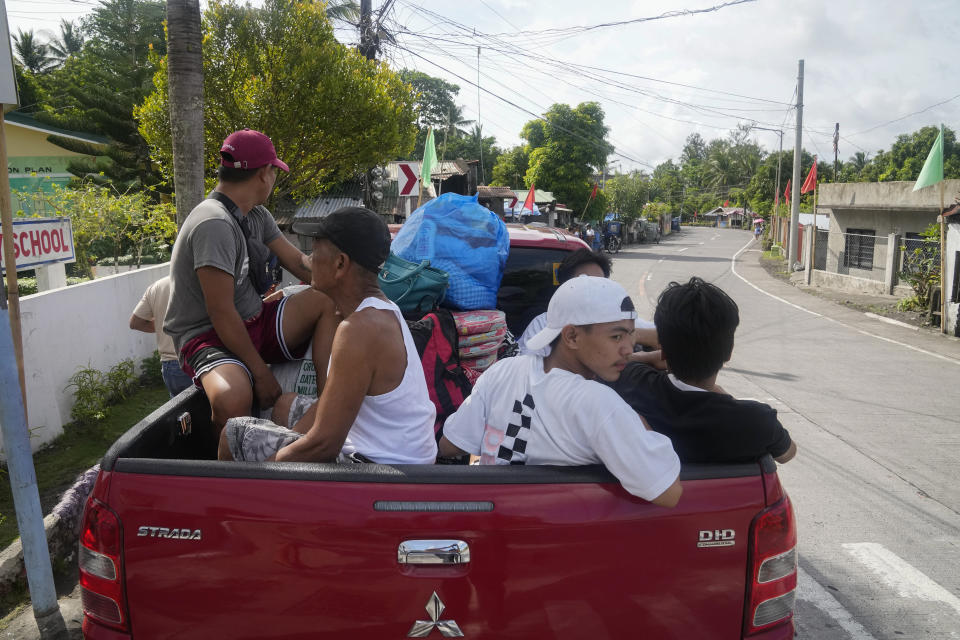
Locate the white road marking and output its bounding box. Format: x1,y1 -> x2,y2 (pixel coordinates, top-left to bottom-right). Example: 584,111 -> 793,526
646,274 -> 653,281
730,238 -> 960,366
699,242 -> 705,245
864,312 -> 919,331
677,247 -> 689,252
798,567 -> 878,640
843,543 -> 960,616
657,258 -> 664,263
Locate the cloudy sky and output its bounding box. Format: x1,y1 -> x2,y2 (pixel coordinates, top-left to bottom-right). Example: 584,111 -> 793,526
8,0 -> 959,172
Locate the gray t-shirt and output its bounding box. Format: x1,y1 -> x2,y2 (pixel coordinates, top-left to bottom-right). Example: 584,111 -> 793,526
164,198 -> 281,352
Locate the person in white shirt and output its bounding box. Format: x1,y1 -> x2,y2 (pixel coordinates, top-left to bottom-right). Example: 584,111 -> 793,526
518,248 -> 659,358
439,276 -> 683,506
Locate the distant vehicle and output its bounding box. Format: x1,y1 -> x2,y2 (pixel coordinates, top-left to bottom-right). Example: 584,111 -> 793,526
644,220 -> 661,243
672,216 -> 681,232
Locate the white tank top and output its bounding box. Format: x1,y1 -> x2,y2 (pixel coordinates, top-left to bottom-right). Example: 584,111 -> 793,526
340,297 -> 438,464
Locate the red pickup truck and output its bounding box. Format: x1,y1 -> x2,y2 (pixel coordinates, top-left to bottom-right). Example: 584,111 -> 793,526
78,225 -> 797,639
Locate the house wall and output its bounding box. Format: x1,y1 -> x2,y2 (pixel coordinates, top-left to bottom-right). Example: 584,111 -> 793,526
947,222 -> 960,335
6,122 -> 101,215
811,269 -> 912,297
0,264 -> 169,456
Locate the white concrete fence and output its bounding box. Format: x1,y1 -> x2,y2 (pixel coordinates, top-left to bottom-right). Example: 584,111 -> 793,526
0,264 -> 170,457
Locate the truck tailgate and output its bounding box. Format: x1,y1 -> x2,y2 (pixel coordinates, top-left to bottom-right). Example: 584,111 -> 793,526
104,461 -> 765,639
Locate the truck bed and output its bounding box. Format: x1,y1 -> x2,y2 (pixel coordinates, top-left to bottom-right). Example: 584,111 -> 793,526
88,388 -> 783,639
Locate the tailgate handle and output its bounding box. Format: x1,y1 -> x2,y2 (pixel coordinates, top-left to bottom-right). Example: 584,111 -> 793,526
398,540 -> 470,565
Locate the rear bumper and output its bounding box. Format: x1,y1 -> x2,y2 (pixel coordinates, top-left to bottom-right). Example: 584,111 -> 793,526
744,619 -> 795,639
83,615 -> 132,640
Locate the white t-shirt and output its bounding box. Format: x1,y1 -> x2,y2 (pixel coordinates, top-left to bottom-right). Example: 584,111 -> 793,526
443,354 -> 680,501
132,276 -> 177,362
518,312 -> 657,358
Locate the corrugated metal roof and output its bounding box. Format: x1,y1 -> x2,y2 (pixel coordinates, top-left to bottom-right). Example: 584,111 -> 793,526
477,185 -> 515,198
293,196 -> 364,221
512,189 -> 555,203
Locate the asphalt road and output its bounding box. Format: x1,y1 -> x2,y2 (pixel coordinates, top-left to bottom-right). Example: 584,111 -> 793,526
5,226 -> 957,639
611,226 -> 960,640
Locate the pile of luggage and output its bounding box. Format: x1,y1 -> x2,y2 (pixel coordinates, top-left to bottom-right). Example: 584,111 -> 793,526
380,193 -> 511,441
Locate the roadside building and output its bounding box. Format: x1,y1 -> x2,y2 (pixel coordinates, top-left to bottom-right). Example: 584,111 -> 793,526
477,185 -> 515,217
813,181 -> 958,296
506,188 -> 559,225
702,206 -> 749,228
5,111 -> 107,214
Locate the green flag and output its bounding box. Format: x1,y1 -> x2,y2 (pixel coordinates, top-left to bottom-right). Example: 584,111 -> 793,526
421,127 -> 437,188
912,125 -> 944,192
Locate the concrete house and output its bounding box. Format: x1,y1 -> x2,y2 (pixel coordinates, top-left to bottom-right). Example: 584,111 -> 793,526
815,180 -> 959,295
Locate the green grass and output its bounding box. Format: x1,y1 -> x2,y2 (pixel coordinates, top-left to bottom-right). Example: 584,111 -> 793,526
0,382 -> 169,549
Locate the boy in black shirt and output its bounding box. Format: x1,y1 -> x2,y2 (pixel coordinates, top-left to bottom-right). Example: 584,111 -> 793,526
612,277 -> 796,464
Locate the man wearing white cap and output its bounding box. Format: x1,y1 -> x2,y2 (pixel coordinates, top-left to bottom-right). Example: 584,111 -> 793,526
439,276 -> 683,506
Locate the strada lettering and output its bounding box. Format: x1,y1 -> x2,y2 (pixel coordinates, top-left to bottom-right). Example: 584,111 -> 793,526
137,526 -> 202,540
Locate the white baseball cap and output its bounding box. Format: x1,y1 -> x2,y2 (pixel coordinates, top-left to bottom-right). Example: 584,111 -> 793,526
525,276 -> 638,351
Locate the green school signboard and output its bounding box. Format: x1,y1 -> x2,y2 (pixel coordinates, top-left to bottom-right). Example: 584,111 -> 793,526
9,156 -> 74,214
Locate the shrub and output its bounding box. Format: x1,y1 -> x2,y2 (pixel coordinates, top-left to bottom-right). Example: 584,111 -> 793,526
67,367 -> 110,425
140,351 -> 164,385
67,359 -> 140,425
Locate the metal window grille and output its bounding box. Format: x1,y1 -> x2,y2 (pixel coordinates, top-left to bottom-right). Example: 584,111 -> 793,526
843,229 -> 876,270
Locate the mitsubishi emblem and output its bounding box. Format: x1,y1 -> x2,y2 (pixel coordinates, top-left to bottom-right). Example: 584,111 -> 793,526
407,591 -> 464,637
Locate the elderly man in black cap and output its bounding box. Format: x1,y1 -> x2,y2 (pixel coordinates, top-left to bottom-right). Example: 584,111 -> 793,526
219,207 -> 438,464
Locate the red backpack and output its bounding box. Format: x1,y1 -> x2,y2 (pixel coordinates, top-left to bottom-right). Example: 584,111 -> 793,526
407,309 -> 473,441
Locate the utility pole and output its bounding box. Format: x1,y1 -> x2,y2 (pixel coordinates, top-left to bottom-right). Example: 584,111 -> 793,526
358,0 -> 376,61
359,0 -> 375,208
788,60 -> 804,268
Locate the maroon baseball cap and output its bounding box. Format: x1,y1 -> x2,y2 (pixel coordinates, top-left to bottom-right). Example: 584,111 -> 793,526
219,129 -> 289,172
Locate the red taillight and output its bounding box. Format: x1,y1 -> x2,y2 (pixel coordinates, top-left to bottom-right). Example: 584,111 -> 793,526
744,495 -> 797,637
80,499 -> 128,631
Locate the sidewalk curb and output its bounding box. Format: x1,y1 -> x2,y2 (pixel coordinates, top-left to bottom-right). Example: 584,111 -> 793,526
0,466 -> 97,599
0,514 -> 76,598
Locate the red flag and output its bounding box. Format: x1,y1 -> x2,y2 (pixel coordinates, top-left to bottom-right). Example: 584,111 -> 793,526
508,196 -> 518,209
723,200 -> 730,207
801,157 -> 818,194
784,179 -> 791,204
590,183 -> 598,199
522,184 -> 536,213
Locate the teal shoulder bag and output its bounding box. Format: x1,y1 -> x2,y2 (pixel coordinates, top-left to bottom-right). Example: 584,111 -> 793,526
378,253 -> 450,313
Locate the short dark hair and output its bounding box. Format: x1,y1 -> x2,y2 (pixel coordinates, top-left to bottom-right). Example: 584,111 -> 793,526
557,248 -> 612,284
217,154 -> 262,183
654,277 -> 739,382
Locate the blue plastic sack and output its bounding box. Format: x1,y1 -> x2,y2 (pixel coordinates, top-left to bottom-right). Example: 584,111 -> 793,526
392,193 -> 509,310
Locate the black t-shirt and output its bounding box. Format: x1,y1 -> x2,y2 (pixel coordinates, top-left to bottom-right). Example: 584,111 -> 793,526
610,363 -> 792,464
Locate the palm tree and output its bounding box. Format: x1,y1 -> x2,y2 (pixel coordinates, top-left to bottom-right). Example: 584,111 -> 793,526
325,0 -> 360,22
46,20 -> 85,64
849,151 -> 870,176
166,0 -> 205,227
13,30 -> 55,74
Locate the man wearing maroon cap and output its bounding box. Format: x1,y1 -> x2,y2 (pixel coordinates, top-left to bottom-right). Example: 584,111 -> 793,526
165,129 -> 339,437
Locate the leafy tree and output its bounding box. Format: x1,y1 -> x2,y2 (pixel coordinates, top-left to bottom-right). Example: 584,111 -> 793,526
15,182 -> 177,278
13,30 -> 55,74
444,124 -> 500,185
491,145 -> 529,187
29,0 -> 168,195
874,126 -> 960,182
13,66 -> 45,112
523,102 -> 613,216
137,0 -> 417,203
605,171 -> 649,222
